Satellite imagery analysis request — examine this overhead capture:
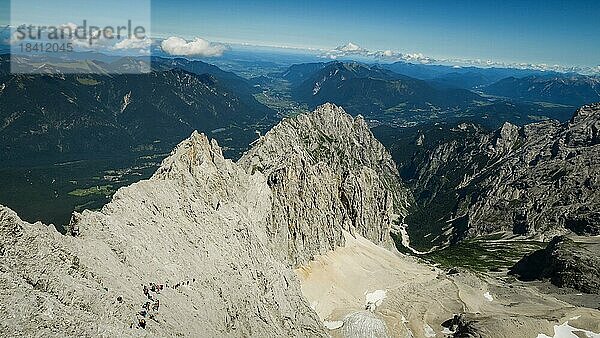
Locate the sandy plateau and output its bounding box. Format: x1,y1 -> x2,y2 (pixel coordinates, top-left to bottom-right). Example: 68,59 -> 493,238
296,231 -> 600,338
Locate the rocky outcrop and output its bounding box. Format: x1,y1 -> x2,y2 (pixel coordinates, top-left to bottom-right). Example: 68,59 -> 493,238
441,314 -> 484,338
406,103 -> 600,247
0,132 -> 325,337
509,236 -> 600,294
239,103 -> 410,266
0,104 -> 408,336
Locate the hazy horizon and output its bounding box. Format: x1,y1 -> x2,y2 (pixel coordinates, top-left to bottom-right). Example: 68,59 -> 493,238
1,0 -> 599,72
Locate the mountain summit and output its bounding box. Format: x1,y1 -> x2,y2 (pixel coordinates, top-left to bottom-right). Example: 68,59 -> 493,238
0,103 -> 407,336
239,103 -> 410,265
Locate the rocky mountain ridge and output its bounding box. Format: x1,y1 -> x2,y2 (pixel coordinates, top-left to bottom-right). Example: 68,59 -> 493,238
404,103 -> 600,249
239,103 -> 410,266
0,104 -> 408,336
484,75 -> 600,106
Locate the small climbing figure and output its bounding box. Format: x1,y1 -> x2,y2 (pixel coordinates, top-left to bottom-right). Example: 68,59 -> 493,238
138,318 -> 146,329
152,299 -> 160,311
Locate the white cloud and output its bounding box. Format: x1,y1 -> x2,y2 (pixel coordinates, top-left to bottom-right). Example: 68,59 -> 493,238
69,33 -> 114,50
443,58 -> 600,75
5,22 -> 151,56
9,30 -> 23,45
114,37 -> 152,50
325,42 -> 368,58
161,37 -> 226,57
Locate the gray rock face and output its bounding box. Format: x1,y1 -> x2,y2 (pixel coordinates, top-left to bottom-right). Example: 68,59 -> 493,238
0,132 -> 324,337
341,311 -> 389,338
0,104 -> 407,336
410,103 -> 600,244
239,103 -> 410,266
510,236 -> 600,294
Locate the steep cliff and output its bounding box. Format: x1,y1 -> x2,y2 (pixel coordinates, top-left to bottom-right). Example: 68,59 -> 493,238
404,103 -> 600,248
0,132 -> 325,337
0,104 -> 408,336
239,103 -> 410,266
510,236 -> 600,294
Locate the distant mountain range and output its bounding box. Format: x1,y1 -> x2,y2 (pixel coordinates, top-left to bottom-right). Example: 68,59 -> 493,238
0,55 -> 275,166
1,52 -> 596,230
4,54 -> 594,162
281,62 -> 329,85
483,75 -> 600,106
288,61 -> 481,116
384,61 -> 600,106
279,61 -> 578,127
381,61 -> 557,88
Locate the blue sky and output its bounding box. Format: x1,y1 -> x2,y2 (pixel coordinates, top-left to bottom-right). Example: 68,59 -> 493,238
5,0 -> 150,32
150,0 -> 599,67
2,0 -> 599,67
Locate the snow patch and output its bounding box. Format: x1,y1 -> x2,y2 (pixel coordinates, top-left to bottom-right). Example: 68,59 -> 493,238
312,81 -> 322,95
323,320 -> 344,330
536,321 -> 600,338
483,291 -> 493,302
364,290 -> 386,311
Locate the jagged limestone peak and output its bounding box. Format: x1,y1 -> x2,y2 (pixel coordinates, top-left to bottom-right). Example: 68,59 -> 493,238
493,121 -> 521,154
570,102 -> 600,124
152,131 -> 226,180
408,103 -> 600,244
0,131 -> 327,337
0,103 -> 414,336
566,103 -> 600,146
239,103 -> 410,266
